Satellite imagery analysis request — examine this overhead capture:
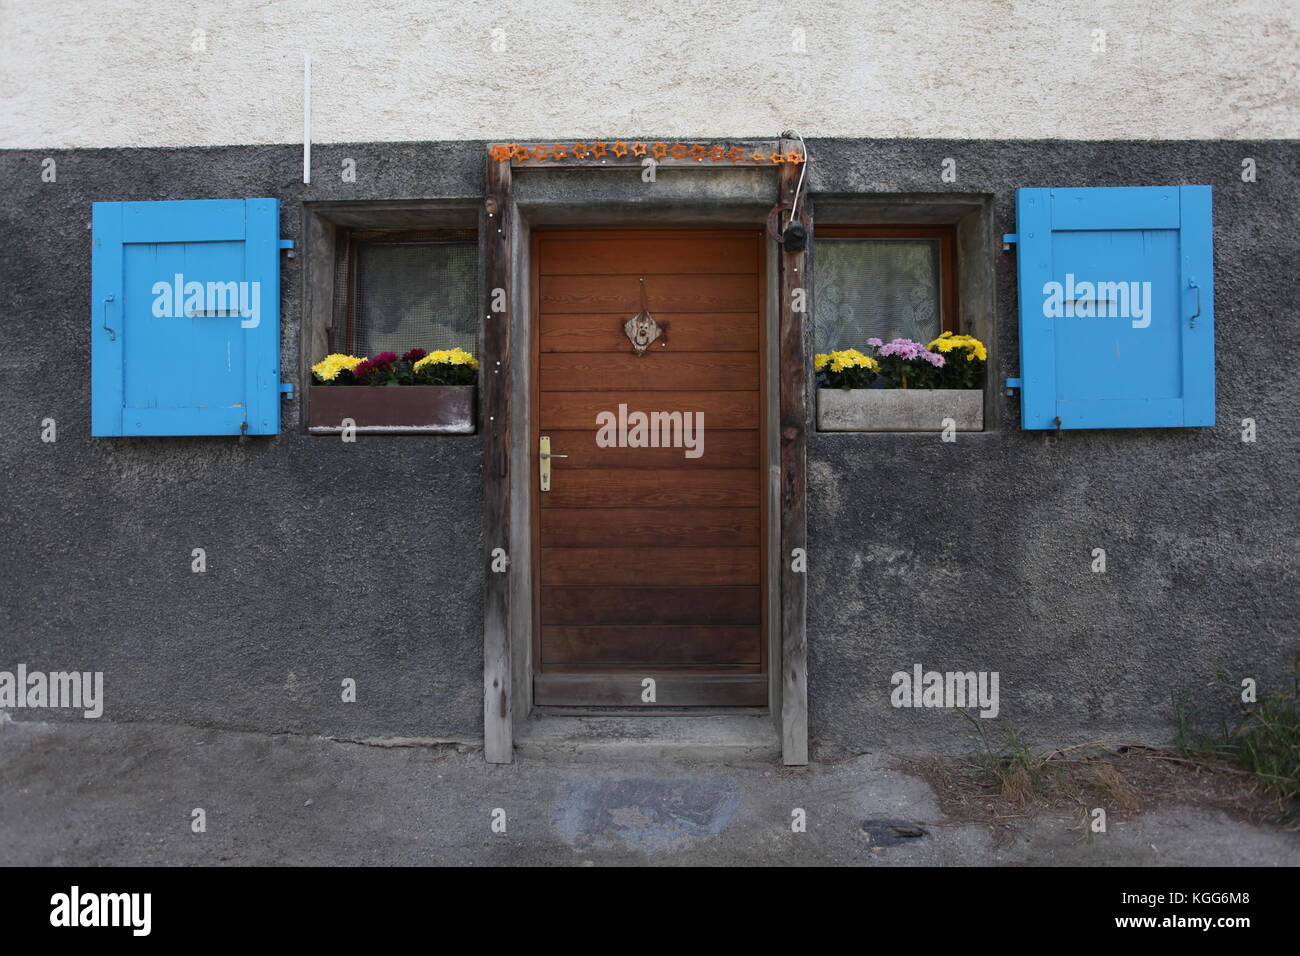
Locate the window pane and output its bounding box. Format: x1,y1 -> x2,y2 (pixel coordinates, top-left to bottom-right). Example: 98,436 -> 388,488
813,239 -> 942,350
354,241 -> 478,357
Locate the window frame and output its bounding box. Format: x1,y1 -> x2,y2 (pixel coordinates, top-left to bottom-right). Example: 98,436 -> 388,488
814,224 -> 960,339
332,226 -> 478,355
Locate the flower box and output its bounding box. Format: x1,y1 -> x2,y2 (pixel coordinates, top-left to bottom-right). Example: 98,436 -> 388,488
308,385 -> 476,435
816,388 -> 983,433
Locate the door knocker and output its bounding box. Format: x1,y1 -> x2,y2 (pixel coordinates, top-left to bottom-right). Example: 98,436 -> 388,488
624,277 -> 665,355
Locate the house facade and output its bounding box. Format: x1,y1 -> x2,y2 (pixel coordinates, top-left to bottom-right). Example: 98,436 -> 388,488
2,2 -> 1295,764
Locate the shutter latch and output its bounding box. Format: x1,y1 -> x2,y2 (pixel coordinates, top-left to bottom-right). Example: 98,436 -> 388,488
279,382 -> 296,400
1002,233 -> 1018,251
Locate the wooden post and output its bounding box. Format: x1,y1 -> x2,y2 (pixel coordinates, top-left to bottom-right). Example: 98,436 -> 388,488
777,137 -> 809,766
482,156 -> 514,763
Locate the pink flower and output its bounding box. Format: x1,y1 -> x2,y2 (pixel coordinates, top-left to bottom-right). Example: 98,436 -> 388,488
866,337 -> 883,348
878,338 -> 922,360
924,350 -> 946,368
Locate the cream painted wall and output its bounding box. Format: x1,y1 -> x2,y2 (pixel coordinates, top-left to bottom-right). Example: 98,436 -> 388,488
1,0 -> 1296,148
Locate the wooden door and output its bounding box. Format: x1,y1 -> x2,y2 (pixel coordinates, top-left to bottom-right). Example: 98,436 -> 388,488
532,228 -> 766,707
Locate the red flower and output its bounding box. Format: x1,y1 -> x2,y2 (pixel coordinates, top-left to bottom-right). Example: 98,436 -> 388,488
372,351 -> 399,365
401,348 -> 427,363
352,359 -> 374,383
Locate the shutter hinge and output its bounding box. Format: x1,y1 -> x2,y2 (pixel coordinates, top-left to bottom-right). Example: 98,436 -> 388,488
1004,377 -> 1022,396
1002,233 -> 1018,251
279,238 -> 296,259
279,382 -> 296,400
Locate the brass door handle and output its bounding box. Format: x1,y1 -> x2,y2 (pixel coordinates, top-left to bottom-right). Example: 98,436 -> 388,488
539,436 -> 567,491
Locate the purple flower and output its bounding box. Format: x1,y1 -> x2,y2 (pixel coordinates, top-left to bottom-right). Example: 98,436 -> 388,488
866,337 -> 883,348
924,351 -> 945,367
878,338 -> 922,360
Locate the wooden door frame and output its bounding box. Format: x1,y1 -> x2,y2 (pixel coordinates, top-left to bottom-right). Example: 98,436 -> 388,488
481,140 -> 809,764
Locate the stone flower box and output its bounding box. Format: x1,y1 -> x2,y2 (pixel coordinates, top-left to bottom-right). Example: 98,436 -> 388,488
817,388 -> 983,433
308,385 -> 476,435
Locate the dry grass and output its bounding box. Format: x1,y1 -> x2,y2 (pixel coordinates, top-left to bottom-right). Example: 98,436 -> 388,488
900,742 -> 1296,846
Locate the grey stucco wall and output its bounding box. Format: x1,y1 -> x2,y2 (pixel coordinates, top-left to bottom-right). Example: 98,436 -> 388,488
805,140 -> 1298,755
0,139 -> 1295,755
0,144 -> 487,741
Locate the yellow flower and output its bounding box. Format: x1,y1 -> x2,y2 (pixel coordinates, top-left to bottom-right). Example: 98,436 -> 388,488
311,353 -> 363,381
414,347 -> 479,372
820,348 -> 879,375
927,333 -> 986,362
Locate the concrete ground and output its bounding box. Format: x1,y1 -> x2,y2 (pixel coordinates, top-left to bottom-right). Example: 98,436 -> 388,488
1,719 -> 1296,866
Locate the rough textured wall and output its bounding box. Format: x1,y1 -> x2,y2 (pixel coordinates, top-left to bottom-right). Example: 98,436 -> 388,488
2,0 -> 1296,149
0,144 -> 487,741
0,139 -> 1295,756
805,140 -> 1299,756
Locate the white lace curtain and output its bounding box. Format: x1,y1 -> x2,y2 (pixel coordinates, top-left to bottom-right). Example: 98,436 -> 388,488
813,239 -> 942,351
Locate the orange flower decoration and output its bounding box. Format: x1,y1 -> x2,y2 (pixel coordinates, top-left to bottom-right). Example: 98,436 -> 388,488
709,145 -> 725,162
510,143 -> 530,161
531,143 -> 550,160
612,141 -> 629,158
785,152 -> 804,164
573,142 -> 591,158
591,142 -> 608,157
551,144 -> 568,158
650,142 -> 668,159
689,143 -> 707,159
633,142 -> 648,157
728,147 -> 745,163
488,144 -> 512,162
670,143 -> 688,159
750,152 -> 767,163
768,152 -> 786,164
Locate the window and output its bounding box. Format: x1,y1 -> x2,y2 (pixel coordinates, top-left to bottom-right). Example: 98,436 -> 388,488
332,228 -> 479,357
813,226 -> 957,352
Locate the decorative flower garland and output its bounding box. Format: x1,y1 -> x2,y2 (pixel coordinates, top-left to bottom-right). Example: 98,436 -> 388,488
488,141 -> 804,164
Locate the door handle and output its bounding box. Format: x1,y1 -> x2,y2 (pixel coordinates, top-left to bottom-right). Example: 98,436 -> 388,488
539,436 -> 567,492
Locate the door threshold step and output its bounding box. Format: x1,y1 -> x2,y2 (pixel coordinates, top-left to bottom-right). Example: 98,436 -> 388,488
515,715 -> 780,762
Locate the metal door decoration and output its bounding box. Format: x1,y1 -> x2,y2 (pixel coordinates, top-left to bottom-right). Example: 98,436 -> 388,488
623,277 -> 663,355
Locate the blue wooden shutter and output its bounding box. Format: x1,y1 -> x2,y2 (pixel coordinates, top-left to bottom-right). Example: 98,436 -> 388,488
1013,186 -> 1214,429
91,199 -> 285,437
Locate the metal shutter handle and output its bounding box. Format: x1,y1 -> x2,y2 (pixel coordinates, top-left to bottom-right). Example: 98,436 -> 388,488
102,294 -> 116,341
1188,277 -> 1200,329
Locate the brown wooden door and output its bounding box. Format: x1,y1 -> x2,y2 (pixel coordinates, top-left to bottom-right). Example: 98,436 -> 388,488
532,228 -> 766,707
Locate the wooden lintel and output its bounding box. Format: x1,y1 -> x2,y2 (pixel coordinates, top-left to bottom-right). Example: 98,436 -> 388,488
491,139 -> 795,169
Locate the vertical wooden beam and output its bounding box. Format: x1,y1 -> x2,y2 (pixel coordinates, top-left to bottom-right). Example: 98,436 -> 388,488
482,156 -> 514,763
777,138 -> 809,766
